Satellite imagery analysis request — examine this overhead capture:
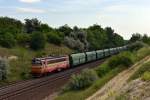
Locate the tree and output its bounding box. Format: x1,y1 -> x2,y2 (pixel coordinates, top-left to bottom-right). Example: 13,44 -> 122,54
40,24 -> 53,33
47,32 -> 62,45
87,24 -> 108,50
130,33 -> 142,43
142,34 -> 150,45
24,18 -> 41,33
30,32 -> 46,50
58,24 -> 72,36
16,33 -> 31,47
112,33 -> 124,46
0,32 -> 16,48
0,17 -> 23,35
105,27 -> 115,47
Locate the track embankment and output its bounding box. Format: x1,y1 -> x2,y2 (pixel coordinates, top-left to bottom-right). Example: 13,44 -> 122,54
87,56 -> 150,100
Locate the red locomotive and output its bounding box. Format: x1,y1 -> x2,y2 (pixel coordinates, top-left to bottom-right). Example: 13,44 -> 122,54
31,56 -> 70,76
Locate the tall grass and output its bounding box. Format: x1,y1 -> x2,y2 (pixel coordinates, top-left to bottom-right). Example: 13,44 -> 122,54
129,62 -> 150,81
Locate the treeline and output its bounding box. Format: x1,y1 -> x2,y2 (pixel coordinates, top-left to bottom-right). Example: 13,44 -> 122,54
129,33 -> 150,45
0,17 -> 125,51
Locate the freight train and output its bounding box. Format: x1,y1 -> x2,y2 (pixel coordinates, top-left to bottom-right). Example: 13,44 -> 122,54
31,46 -> 127,76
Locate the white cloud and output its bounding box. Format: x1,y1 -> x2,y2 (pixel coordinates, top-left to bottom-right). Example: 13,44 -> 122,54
16,7 -> 46,13
19,0 -> 41,3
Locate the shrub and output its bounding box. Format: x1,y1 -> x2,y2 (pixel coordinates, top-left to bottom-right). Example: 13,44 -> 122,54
30,32 -> 46,50
95,62 -> 111,77
136,47 -> 150,60
108,52 -> 134,68
0,57 -> 9,80
64,69 -> 98,91
142,71 -> 150,81
0,33 -> 16,48
64,37 -> 85,51
16,33 -> 31,46
47,32 -> 62,45
128,41 -> 145,51
129,62 -> 150,80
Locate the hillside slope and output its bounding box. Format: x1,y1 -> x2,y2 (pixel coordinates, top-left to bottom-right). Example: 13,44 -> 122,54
0,44 -> 73,84
87,56 -> 150,100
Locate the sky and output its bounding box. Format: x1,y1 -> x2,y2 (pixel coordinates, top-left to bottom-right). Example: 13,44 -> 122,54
0,0 -> 150,39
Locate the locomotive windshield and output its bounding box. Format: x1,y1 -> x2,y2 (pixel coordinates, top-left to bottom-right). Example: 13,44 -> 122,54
32,59 -> 42,66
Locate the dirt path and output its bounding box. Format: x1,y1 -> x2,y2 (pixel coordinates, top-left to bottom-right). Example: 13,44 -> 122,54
87,56 -> 150,100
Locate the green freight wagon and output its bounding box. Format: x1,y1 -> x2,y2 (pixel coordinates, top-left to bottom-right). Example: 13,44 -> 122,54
113,48 -> 118,54
109,48 -> 115,55
69,53 -> 86,66
104,49 -> 110,57
86,51 -> 97,62
96,50 -> 104,59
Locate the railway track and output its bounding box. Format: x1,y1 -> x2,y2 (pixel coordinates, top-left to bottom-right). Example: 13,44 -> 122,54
0,59 -> 105,100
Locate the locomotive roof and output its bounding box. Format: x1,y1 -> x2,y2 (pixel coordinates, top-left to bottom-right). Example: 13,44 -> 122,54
32,56 -> 68,61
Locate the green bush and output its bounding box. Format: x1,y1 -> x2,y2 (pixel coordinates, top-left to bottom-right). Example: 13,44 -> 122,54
142,71 -> 150,81
95,62 -> 111,77
16,33 -> 31,46
0,33 -> 16,48
30,32 -> 46,50
136,47 -> 150,60
108,52 -> 134,68
128,41 -> 145,51
64,69 -> 98,91
47,32 -> 61,45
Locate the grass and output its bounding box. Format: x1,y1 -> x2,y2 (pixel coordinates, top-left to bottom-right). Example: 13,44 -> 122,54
55,67 -> 124,100
115,93 -> 128,100
136,47 -> 150,61
129,62 -> 150,81
142,71 -> 150,81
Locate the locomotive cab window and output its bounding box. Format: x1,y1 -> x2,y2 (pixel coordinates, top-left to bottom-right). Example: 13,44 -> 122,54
32,59 -> 42,66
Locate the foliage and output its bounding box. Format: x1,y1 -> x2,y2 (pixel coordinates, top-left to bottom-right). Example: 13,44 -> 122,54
0,32 -> 16,48
0,17 -> 23,34
24,18 -> 41,33
95,62 -> 111,77
87,24 -> 108,49
64,28 -> 88,51
58,24 -> 72,36
64,37 -> 85,51
142,71 -> 150,81
130,33 -> 142,43
63,69 -> 98,91
136,47 -> 150,60
47,32 -> 62,45
86,25 -> 124,50
0,57 -> 9,80
129,62 -> 150,81
56,67 -> 123,100
30,32 -> 46,50
108,52 -> 134,69
40,24 -> 53,33
128,41 -> 145,51
16,33 -> 31,46
0,17 -> 127,51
